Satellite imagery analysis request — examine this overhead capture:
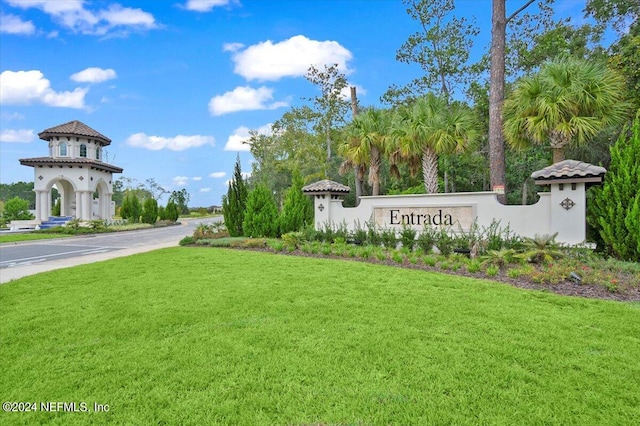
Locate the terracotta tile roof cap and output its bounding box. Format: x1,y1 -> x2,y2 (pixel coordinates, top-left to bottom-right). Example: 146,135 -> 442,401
38,120 -> 112,146
19,157 -> 123,173
302,179 -> 350,193
531,160 -> 606,180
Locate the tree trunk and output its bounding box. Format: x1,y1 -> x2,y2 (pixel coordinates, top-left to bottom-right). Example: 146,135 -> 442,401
370,146 -> 381,196
350,86 -> 364,205
552,148 -> 565,164
489,0 -> 507,204
422,147 -> 439,194
549,129 -> 569,164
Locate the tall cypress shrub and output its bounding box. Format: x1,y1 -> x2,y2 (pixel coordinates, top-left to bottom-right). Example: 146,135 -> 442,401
279,171 -> 313,234
222,155 -> 248,236
120,192 -> 141,222
165,201 -> 179,222
141,197 -> 158,224
593,111 -> 640,260
243,183 -> 280,238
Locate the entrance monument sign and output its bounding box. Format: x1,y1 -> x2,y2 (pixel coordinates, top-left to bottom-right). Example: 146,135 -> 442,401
303,160 -> 606,245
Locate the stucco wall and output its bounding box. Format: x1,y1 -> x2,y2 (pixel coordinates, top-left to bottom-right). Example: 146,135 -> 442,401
311,183 -> 588,245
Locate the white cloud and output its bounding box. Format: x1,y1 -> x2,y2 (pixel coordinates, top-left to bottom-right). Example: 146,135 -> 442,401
70,67 -> 117,83
209,172 -> 226,178
340,84 -> 367,100
224,123 -> 272,151
193,176 -> 202,181
5,0 -> 156,36
0,14 -> 36,35
125,133 -> 215,151
0,112 -> 25,121
208,86 -> 287,116
199,187 -> 212,192
223,42 -> 243,52
173,176 -> 189,186
0,128 -> 35,143
0,70 -> 87,109
228,35 -> 353,81
99,4 -> 155,27
185,0 -> 231,12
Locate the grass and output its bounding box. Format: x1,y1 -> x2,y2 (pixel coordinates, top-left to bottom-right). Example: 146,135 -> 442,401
0,233 -> 71,243
1,247 -> 639,425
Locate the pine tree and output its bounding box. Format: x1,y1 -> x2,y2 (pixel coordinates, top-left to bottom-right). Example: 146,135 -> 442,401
279,171 -> 313,234
243,183 -> 280,238
594,110 -> 640,261
130,194 -> 141,223
141,197 -> 158,224
165,201 -> 179,222
222,155 -> 248,236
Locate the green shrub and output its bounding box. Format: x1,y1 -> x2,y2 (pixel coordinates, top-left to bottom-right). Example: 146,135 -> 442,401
381,228 -> 397,249
120,192 -> 141,223
391,251 -> 404,264
165,201 -> 179,222
366,221 -> 382,246
591,112 -> 640,261
400,224 -> 417,250
141,197 -> 158,225
423,255 -> 437,267
351,221 -> 368,245
279,171 -> 313,234
434,228 -> 454,256
3,196 -> 34,221
243,184 -> 280,238
486,265 -> 500,277
240,238 -> 268,249
267,239 -> 285,251
466,260 -> 481,273
480,249 -> 518,269
417,225 -> 436,253
520,233 -> 564,264
282,232 -> 304,250
179,236 -> 195,245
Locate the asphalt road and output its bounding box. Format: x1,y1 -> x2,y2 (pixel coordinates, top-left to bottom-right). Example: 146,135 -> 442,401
0,217 -> 221,284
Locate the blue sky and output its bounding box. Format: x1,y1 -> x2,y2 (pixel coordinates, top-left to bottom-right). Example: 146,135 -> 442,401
0,0 -> 588,207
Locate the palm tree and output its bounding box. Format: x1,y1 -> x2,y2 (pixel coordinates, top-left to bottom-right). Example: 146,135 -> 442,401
503,57 -> 631,164
394,93 -> 479,194
339,108 -> 394,196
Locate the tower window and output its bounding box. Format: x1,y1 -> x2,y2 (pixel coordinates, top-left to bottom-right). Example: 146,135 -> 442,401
59,142 -> 68,156
80,144 -> 87,158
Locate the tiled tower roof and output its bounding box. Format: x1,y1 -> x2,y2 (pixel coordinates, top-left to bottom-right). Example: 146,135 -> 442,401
38,120 -> 112,146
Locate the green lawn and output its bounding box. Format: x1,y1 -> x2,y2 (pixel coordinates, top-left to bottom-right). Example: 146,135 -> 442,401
1,248 -> 639,425
0,233 -> 71,243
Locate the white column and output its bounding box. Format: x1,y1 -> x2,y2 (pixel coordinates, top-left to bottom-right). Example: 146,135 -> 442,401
46,191 -> 52,219
60,190 -> 66,216
75,191 -> 83,220
34,190 -> 43,221
81,191 -> 91,220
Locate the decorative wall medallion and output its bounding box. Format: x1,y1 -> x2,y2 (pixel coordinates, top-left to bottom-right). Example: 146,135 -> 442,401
560,198 -> 575,210
38,175 -> 44,180
79,176 -> 84,181
318,203 -> 325,212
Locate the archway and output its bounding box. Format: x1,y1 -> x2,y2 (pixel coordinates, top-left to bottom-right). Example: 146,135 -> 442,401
48,178 -> 76,218
92,179 -> 113,220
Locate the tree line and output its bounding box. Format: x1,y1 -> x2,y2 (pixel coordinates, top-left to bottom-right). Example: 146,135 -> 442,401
236,0 -> 638,260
